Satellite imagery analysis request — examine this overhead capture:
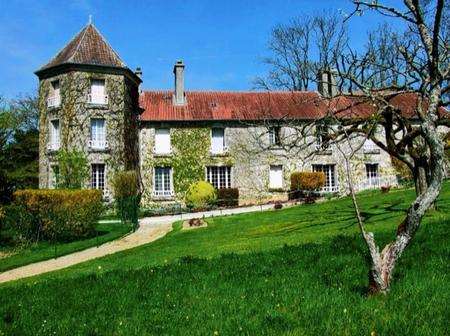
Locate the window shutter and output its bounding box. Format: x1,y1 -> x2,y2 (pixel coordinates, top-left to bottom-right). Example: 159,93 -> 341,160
269,165 -> 283,189
155,128 -> 171,153
211,128 -> 224,153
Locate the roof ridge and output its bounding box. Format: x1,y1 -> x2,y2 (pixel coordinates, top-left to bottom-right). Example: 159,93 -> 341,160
142,89 -> 316,94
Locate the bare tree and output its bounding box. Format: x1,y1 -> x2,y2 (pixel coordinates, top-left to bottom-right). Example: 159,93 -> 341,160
254,12 -> 347,91
253,0 -> 448,293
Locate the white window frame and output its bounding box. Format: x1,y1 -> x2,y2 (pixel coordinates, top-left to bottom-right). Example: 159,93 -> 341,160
206,166 -> 232,189
210,127 -> 226,154
268,126 -> 281,146
48,119 -> 60,151
269,165 -> 283,189
88,79 -> 108,105
91,164 -> 106,191
312,164 -> 338,192
153,166 -> 174,197
154,128 -> 172,154
49,164 -> 59,189
47,80 -> 61,108
365,163 -> 380,188
89,118 -> 107,150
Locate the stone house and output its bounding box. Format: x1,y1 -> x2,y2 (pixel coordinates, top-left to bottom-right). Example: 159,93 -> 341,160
36,23 -> 400,207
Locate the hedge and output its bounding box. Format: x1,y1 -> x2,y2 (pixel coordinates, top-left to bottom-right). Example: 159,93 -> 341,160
11,189 -> 103,242
291,172 -> 325,191
216,188 -> 239,207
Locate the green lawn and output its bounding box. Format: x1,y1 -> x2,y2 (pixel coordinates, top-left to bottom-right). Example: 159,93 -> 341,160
0,182 -> 448,335
0,221 -> 131,273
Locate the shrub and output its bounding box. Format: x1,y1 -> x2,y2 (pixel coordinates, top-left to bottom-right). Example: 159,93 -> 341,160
111,170 -> 139,198
291,172 -> 325,191
185,181 -> 217,209
12,189 -> 103,242
274,201 -> 283,210
111,170 -> 140,227
56,150 -> 89,189
216,188 -> 239,207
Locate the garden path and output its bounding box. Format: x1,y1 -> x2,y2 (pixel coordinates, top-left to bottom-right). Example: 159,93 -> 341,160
0,202 -> 287,284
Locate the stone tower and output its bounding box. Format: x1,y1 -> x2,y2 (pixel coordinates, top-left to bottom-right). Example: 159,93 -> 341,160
35,22 -> 142,199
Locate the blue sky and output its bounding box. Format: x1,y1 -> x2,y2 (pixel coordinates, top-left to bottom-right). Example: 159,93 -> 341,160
0,0 -> 401,98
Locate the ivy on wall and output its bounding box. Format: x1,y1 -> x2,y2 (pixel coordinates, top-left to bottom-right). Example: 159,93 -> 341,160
142,127 -> 235,203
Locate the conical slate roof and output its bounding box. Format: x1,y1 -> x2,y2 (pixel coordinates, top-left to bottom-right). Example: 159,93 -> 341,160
38,23 -> 126,71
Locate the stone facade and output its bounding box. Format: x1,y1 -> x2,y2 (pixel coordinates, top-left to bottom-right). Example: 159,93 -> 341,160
38,70 -> 140,198
36,22 -> 400,207
138,122 -> 397,207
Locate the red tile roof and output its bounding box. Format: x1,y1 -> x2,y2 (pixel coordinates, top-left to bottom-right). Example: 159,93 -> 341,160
140,91 -> 328,121
140,90 -> 441,122
38,23 -> 126,71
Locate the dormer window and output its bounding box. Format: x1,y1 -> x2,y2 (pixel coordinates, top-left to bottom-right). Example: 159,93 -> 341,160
47,80 -> 61,108
211,128 -> 226,154
269,126 -> 281,146
89,79 -> 108,105
154,128 -> 171,154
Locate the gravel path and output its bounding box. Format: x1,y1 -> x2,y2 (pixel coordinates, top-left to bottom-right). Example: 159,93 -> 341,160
0,202 -> 290,284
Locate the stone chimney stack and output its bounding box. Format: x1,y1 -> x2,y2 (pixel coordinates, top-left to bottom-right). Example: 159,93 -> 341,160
317,69 -> 337,98
173,60 -> 186,105
135,67 -> 143,93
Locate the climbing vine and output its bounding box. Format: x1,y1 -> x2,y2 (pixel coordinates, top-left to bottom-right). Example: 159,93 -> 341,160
141,126 -> 234,205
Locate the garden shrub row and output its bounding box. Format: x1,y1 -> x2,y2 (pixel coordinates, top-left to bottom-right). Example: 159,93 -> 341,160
290,171 -> 325,200
216,188 -> 239,207
7,189 -> 103,242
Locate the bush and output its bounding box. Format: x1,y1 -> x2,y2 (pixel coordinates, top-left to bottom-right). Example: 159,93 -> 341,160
216,188 -> 239,207
12,189 -> 103,242
291,172 -> 325,191
290,172 -> 325,201
111,170 -> 140,227
185,181 -> 217,209
56,150 -> 89,189
111,170 -> 139,198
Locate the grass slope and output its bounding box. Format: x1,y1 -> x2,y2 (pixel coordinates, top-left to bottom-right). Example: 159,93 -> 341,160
0,183 -> 448,335
0,221 -> 131,273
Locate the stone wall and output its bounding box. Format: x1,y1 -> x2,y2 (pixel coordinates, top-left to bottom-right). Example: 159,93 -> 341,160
38,70 -> 140,198
139,122 -> 397,207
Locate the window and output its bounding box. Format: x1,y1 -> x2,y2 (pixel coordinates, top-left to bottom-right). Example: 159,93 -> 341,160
269,126 -> 281,146
154,128 -> 171,154
90,119 -> 107,149
50,165 -> 59,189
269,165 -> 283,189
153,167 -> 173,197
49,119 -> 60,150
211,128 -> 226,154
366,163 -> 379,187
312,164 -> 337,192
89,79 -> 107,104
47,80 -> 60,107
315,124 -> 329,150
91,164 -> 105,190
206,166 -> 232,189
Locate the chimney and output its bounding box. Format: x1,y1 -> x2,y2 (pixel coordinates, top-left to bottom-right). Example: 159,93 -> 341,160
135,67 -> 143,92
317,69 -> 337,98
173,60 -> 186,105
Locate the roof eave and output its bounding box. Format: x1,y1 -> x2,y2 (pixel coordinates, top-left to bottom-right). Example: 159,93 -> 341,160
35,63 -> 142,85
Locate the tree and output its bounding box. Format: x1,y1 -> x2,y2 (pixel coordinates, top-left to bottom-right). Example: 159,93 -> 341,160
0,95 -> 39,204
254,11 -> 347,91
56,150 -> 89,189
255,0 -> 448,293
